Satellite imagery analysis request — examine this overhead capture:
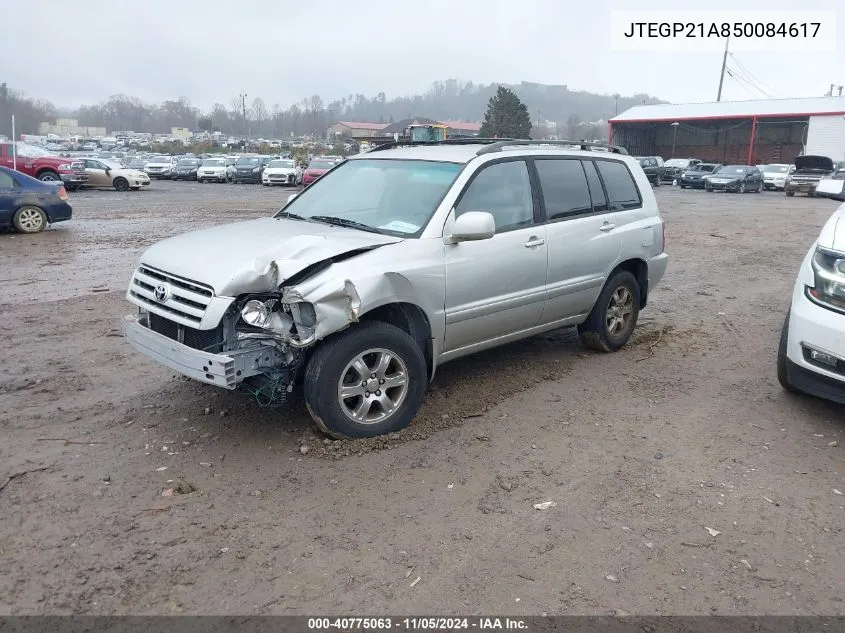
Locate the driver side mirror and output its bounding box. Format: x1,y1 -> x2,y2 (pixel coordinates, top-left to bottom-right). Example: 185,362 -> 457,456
449,211 -> 495,243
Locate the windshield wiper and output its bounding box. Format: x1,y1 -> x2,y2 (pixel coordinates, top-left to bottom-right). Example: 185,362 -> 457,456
308,215 -> 382,234
275,211 -> 309,221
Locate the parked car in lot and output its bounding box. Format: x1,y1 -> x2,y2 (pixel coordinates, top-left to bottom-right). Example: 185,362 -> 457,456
0,165 -> 72,233
125,157 -> 149,171
679,162 -> 721,189
704,165 -> 763,193
301,158 -> 336,186
778,201 -> 845,405
635,156 -> 664,186
197,158 -> 230,183
121,140 -> 668,439
231,156 -> 268,184
662,158 -> 701,183
144,156 -> 178,179
173,158 -> 201,181
80,158 -> 151,191
785,155 -> 836,197
814,169 -> 845,201
760,163 -> 792,190
0,142 -> 88,189
262,158 -> 302,186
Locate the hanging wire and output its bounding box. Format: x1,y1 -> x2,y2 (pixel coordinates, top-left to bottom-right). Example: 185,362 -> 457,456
726,67 -> 769,99
728,53 -> 789,98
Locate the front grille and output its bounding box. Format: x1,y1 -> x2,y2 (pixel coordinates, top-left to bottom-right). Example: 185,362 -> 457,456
149,313 -> 224,353
129,265 -> 213,327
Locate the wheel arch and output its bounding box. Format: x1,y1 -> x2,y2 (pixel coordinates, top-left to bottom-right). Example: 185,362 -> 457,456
34,167 -> 59,179
359,301 -> 434,380
611,258 -> 649,308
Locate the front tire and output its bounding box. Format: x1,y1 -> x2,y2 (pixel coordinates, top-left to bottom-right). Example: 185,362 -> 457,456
786,190 -> 795,197
739,182 -> 746,193
113,177 -> 129,191
13,206 -> 48,233
578,270 -> 641,352
777,312 -> 798,393
38,171 -> 59,182
303,321 -> 428,439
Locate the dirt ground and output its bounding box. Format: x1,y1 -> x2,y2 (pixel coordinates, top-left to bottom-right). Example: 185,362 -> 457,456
1,180 -> 843,616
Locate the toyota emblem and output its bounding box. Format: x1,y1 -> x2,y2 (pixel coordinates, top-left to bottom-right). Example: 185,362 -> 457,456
153,284 -> 170,302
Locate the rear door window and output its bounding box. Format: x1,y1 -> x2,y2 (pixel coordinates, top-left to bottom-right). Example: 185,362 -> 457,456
534,158 -> 592,221
595,160 -> 642,211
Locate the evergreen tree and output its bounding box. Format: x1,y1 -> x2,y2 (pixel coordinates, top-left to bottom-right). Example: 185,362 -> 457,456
479,86 -> 532,138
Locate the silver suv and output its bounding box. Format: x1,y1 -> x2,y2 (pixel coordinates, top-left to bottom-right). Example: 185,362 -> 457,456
122,140 -> 668,438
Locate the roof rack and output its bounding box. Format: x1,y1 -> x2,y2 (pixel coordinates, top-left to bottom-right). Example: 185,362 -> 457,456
366,138 -> 519,153
475,139 -> 629,156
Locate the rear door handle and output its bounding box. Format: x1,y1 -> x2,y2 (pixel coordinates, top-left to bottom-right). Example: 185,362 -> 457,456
600,222 -> 616,232
524,236 -> 545,248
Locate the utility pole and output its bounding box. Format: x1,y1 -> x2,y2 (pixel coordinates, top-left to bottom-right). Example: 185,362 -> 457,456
839,85 -> 844,97
716,35 -> 730,102
11,114 -> 16,171
826,84 -> 835,96
239,91 -> 248,139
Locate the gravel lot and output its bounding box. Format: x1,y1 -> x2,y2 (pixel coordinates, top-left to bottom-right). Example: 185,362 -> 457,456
1,180 -> 843,615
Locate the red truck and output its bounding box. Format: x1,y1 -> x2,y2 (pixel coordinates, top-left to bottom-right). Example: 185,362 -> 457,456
0,142 -> 88,190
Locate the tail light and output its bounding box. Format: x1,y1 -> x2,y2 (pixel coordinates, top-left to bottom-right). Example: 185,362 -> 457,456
57,186 -> 68,201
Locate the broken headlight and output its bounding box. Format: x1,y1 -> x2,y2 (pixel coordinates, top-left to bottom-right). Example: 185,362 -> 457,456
807,247 -> 845,313
288,302 -> 317,329
241,299 -> 277,328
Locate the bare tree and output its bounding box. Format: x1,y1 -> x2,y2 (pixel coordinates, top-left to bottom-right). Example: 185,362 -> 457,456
566,114 -> 581,139
252,98 -> 268,136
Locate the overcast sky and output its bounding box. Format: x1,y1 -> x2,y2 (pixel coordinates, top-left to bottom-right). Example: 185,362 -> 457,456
3,0 -> 842,112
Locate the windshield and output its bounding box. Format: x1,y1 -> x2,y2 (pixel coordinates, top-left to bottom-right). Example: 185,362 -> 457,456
637,158 -> 655,167
308,161 -> 333,170
697,164 -> 719,172
149,156 -> 170,163
128,160 -> 147,167
178,159 -> 200,166
14,142 -> 55,158
715,166 -> 748,175
762,165 -> 790,174
274,159 -> 463,237
237,157 -> 260,166
202,158 -> 225,167
269,160 -> 295,168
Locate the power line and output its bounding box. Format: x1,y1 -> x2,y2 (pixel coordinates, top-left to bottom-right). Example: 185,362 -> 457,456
726,67 -> 769,99
728,53 -> 788,98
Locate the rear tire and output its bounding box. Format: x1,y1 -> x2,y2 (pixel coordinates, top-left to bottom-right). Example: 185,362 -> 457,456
578,270 -> 641,352
777,312 -> 798,393
303,321 -> 427,439
13,206 -> 48,233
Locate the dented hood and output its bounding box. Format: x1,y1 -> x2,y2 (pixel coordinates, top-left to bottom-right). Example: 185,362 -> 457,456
818,203 -> 845,253
138,216 -> 403,296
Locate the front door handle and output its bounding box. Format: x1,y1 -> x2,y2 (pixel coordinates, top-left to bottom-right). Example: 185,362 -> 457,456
524,236 -> 545,248
600,222 -> 616,232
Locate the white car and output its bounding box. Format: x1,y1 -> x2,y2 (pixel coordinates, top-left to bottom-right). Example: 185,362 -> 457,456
80,158 -> 151,191
197,158 -> 229,183
760,163 -> 791,191
814,169 -> 845,202
144,156 -> 178,179
261,158 -> 302,186
778,202 -> 845,405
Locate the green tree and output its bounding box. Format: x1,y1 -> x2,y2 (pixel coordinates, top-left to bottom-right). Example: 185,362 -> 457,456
479,86 -> 531,138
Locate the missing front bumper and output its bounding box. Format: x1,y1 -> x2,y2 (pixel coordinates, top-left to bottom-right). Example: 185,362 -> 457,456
122,314 -> 282,389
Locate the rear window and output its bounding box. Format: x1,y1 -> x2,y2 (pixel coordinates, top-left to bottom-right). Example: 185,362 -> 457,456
535,159 -> 592,221
595,160 -> 642,210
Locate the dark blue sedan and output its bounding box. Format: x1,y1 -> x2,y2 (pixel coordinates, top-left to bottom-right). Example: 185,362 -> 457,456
0,166 -> 73,233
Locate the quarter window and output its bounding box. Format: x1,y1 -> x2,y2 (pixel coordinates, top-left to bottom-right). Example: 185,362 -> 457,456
595,160 -> 642,211
0,171 -> 15,188
456,160 -> 534,232
534,159 -> 592,221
